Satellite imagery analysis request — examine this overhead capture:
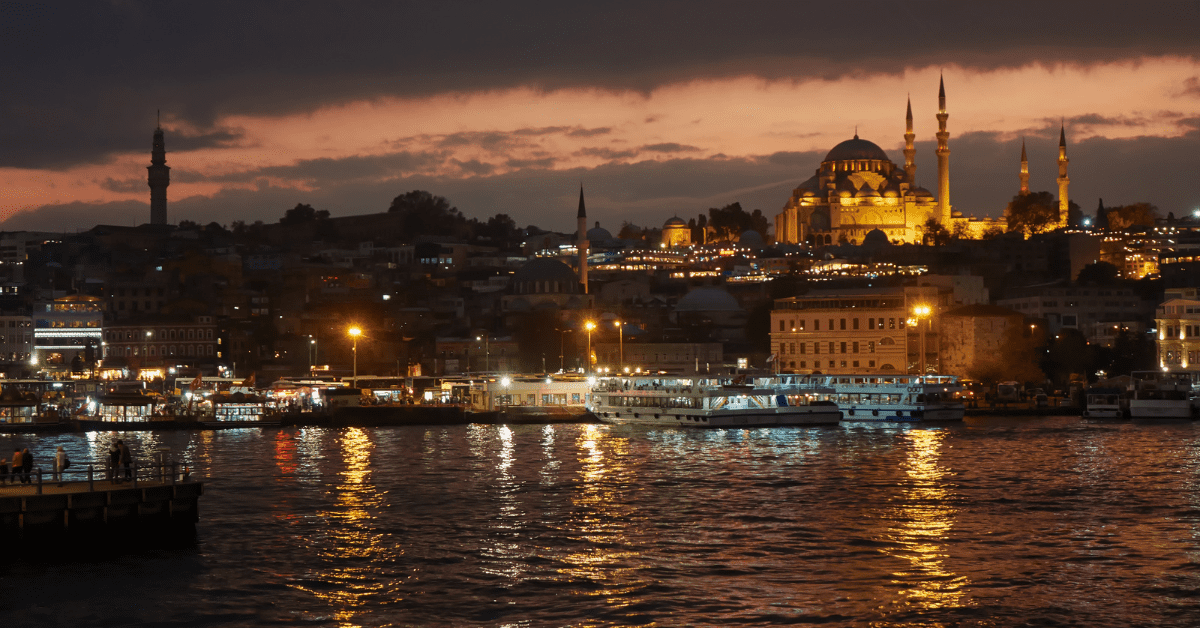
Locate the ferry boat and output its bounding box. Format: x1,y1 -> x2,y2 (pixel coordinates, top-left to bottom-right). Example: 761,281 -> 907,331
762,373 -> 965,422
588,376 -> 842,428
1128,371 -> 1196,420
1082,387 -> 1128,419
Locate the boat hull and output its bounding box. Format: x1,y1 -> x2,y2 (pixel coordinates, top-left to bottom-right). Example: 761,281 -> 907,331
840,404 -> 964,422
593,406 -> 841,428
1128,400 -> 1194,420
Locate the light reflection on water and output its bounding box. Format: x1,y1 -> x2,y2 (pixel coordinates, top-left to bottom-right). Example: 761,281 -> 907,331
4,418 -> 1200,626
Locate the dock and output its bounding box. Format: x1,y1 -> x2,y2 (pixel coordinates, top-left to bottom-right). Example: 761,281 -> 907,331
0,469 -> 202,541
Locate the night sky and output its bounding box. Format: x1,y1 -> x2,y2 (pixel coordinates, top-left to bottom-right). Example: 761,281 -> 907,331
3,1 -> 1199,233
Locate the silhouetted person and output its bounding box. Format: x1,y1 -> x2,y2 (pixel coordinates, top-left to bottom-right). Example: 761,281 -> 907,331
119,441 -> 132,480
20,448 -> 32,484
108,441 -> 120,483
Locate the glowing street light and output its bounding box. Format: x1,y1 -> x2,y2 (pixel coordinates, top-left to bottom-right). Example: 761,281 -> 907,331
614,320 -> 624,371
348,326 -> 362,388
911,305 -> 932,377
476,333 -> 489,372
584,321 -> 596,374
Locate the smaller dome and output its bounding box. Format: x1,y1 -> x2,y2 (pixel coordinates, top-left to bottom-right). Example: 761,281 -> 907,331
587,226 -> 613,242
663,217 -> 687,229
861,229 -> 890,249
675,287 -> 743,312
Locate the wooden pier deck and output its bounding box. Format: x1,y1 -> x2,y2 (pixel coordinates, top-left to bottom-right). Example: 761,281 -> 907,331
0,474 -> 203,539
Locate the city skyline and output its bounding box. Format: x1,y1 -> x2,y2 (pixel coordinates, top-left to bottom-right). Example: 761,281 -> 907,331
3,2 -> 1200,233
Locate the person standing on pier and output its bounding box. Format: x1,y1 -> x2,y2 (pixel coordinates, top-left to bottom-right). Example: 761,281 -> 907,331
108,441 -> 120,483
10,449 -> 21,484
54,446 -> 68,485
119,440 -> 132,480
20,448 -> 32,484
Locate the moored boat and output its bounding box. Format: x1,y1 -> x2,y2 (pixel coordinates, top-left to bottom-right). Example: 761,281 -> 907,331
1082,387 -> 1128,419
763,373 -> 965,422
588,376 -> 841,428
1128,371 -> 1196,420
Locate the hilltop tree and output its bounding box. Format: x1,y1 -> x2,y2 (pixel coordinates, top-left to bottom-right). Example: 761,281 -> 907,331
921,217 -> 951,246
1005,191 -> 1059,237
1105,202 -> 1159,230
706,202 -> 769,242
387,190 -> 469,238
280,203 -> 330,225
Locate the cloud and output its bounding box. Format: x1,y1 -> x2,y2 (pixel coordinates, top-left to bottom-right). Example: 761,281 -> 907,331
574,147 -> 638,160
4,1 -> 1200,169
640,143 -> 702,153
1183,77 -> 1200,96
566,127 -> 612,138
505,157 -> 556,170
99,177 -> 146,193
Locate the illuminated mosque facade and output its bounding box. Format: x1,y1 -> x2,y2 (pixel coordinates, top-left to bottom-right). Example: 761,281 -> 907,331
774,77 -> 1024,246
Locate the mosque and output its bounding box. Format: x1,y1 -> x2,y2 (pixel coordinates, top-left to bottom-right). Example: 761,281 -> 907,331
774,78 -> 1067,245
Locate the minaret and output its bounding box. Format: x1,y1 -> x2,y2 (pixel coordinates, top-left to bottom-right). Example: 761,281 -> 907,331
935,75 -> 951,223
903,96 -> 916,186
147,113 -> 170,225
577,186 -> 589,293
1019,138 -> 1030,195
1057,124 -> 1070,227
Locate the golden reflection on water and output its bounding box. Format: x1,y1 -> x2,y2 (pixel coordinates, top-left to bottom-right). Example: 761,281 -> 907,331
558,425 -> 647,605
883,428 -> 970,611
290,427 -> 388,626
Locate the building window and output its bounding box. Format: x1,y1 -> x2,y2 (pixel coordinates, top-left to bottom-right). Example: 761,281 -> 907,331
799,320 -> 806,331
814,320 -> 820,331
853,342 -> 859,353
852,318 -> 859,330
828,342 -> 835,354
889,318 -> 895,329
868,318 -> 876,330
840,342 -> 847,354
779,319 -> 785,332
839,319 -> 846,330
799,343 -> 806,355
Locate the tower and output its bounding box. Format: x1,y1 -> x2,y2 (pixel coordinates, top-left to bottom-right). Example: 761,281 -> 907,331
935,75 -> 951,224
1057,124 -> 1070,227
577,186 -> 589,293
1019,138 -> 1030,195
147,116 -> 170,225
903,97 -> 916,186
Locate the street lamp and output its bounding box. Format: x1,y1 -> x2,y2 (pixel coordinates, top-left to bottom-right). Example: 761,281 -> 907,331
911,305 -> 932,377
476,334 -> 489,372
309,338 -> 316,371
558,328 -> 574,372
614,320 -> 624,371
584,321 -> 596,374
348,326 -> 362,388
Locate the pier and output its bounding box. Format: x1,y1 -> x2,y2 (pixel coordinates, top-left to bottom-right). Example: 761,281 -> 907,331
0,466 -> 202,541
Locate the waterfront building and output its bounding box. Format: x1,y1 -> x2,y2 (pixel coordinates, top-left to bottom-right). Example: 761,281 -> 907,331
433,336 -> 518,374
102,315 -> 219,379
1155,287 -> 1200,370
995,284 -> 1151,342
32,295 -> 104,373
770,285 -> 945,375
0,313 -> 33,375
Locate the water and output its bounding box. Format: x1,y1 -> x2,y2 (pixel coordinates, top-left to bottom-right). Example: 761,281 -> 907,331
4,417 -> 1200,626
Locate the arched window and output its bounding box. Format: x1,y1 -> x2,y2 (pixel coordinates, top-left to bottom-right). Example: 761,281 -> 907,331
879,337 -> 896,346
170,345 -> 176,356
148,346 -> 156,357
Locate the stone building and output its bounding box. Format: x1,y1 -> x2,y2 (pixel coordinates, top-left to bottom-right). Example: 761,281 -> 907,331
1155,287 -> 1200,370
938,304 -> 1024,377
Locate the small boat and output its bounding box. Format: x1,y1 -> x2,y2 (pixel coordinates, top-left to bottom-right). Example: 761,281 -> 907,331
1082,387 -> 1128,419
588,376 -> 841,428
764,373 -> 965,422
1128,371 -> 1196,420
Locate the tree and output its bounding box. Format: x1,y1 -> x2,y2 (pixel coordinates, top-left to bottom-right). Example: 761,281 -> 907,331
617,221 -> 644,241
1105,202 -> 1159,230
178,219 -> 200,230
280,203 -> 329,225
387,190 -> 468,238
1005,191 -> 1059,237
1076,261 -> 1120,285
921,217 -> 950,246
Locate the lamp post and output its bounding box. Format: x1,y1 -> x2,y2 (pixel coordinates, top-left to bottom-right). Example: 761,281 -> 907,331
476,334 -> 489,372
911,305 -> 932,377
584,321 -> 596,374
349,327 -> 362,388
614,320 -> 624,371
558,328 -> 574,372
308,337 -> 316,371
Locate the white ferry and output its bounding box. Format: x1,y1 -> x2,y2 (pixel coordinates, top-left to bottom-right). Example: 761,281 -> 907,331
588,376 -> 842,428
1128,371 -> 1196,420
762,373 -> 965,422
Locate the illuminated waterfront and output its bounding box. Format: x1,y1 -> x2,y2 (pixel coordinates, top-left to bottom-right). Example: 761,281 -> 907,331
3,417 -> 1200,626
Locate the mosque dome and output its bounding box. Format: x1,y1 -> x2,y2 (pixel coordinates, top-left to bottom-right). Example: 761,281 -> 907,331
663,217 -> 687,229
861,228 -> 890,249
824,136 -> 890,163
738,230 -> 765,248
587,225 -> 613,242
675,287 -> 743,313
510,257 -> 579,295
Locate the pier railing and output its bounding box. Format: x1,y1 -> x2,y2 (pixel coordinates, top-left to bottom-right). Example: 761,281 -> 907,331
3,457 -> 194,495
